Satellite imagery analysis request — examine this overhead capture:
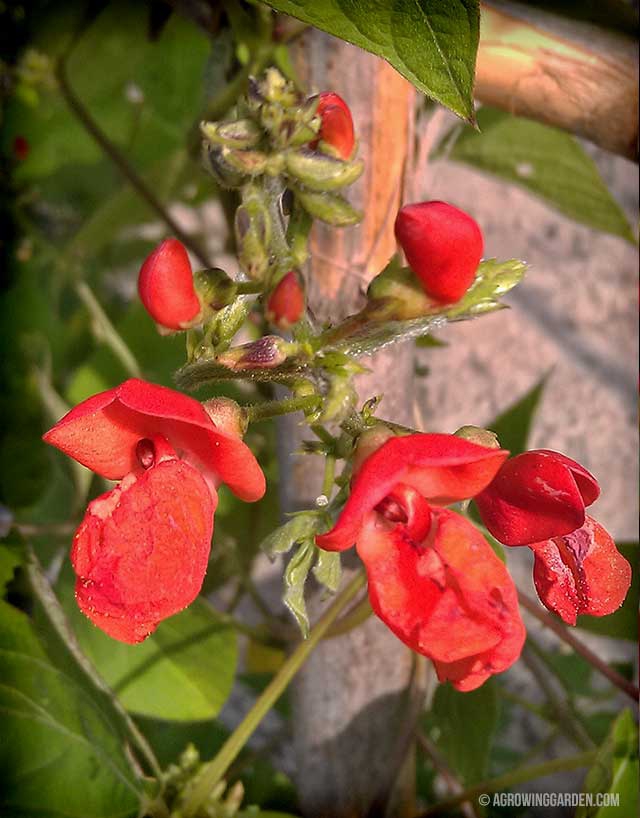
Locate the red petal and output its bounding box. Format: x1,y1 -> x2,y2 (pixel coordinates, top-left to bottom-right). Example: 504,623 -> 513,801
43,379 -> 265,502
316,434 -> 508,552
317,92 -> 355,159
475,450 -> 589,546
357,509 -> 524,691
534,450 -> 600,506
265,271 -> 305,329
138,238 -> 201,330
72,459 -> 216,643
531,516 -> 632,625
394,201 -> 483,303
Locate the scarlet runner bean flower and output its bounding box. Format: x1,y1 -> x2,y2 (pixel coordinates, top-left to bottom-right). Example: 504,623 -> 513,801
394,201 -> 483,303
265,271 -> 305,329
475,449 -> 631,624
315,91 -> 355,160
138,238 -> 201,331
316,430 -> 526,691
43,379 -> 265,643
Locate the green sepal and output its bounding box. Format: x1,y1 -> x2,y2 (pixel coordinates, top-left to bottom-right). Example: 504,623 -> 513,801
292,185 -> 362,226
200,118 -> 263,149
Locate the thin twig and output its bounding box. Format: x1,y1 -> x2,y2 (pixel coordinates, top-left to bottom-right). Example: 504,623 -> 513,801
416,730 -> 479,818
54,55 -> 211,267
519,590 -> 639,702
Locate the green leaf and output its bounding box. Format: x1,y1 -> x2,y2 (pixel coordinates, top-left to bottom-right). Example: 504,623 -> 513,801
0,542 -> 22,595
446,107 -> 636,242
0,599 -> 142,818
426,678 -> 499,784
262,0 -> 480,120
577,709 -> 638,818
283,540 -> 317,638
260,511 -> 324,557
326,258 -> 525,357
60,576 -> 238,721
313,549 -> 342,593
576,542 -> 638,642
488,375 -> 548,455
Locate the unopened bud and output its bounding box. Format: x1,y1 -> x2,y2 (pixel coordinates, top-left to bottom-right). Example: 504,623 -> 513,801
314,92 -> 355,160
285,150 -> 363,192
200,118 -> 263,149
366,259 -> 433,320
193,268 -> 238,311
138,239 -> 201,332
292,186 -> 362,227
265,271 -> 305,329
217,335 -> 288,370
234,198 -> 271,280
202,143 -> 244,189
220,146 -> 269,176
454,425 -> 500,449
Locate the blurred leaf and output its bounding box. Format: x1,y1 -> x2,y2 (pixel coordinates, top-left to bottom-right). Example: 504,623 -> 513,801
488,375 -> 548,455
0,598 -> 142,818
576,542 -> 638,642
283,540 -> 316,638
426,678 -> 499,784
262,0 -> 480,120
260,511 -> 324,557
135,714 -> 228,768
328,258 -> 526,357
446,107 -> 636,243
577,709 -> 638,818
0,543 -> 22,593
540,647 -> 595,698
415,334 -> 448,348
313,549 -> 341,593
59,573 -> 238,721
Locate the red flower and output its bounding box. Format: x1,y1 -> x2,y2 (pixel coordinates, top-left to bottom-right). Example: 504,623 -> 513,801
474,449 -> 600,547
394,201 -> 483,303
265,271 -> 305,329
316,92 -> 355,160
138,238 -> 201,331
44,379 -> 265,642
317,432 -> 525,691
531,517 -> 632,625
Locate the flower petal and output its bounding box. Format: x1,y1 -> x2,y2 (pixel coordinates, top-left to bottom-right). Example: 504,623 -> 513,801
43,379 -> 265,502
72,459 -> 216,643
357,508 -> 525,691
474,450 -> 591,546
316,433 -> 508,552
531,516 -> 632,625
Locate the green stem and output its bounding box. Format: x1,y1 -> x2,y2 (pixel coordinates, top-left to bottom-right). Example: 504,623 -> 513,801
235,280 -> 263,295
415,751 -> 597,817
245,394 -> 321,423
181,571 -> 367,817
75,281 -> 142,379
320,454 -> 336,499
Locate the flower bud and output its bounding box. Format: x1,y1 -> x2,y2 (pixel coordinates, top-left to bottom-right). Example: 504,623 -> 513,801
200,118 -> 263,149
352,424 -> 397,475
394,201 -> 483,304
292,186 -> 362,227
138,239 -> 201,331
265,271 -> 305,329
201,143 -> 245,189
315,92 -> 355,160
366,260 -> 432,319
234,198 -> 271,280
220,146 -> 269,176
285,149 -> 363,192
217,335 -> 288,371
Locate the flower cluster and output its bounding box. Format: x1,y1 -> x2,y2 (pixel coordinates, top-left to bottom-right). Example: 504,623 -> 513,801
44,379 -> 265,643
316,430 -> 631,690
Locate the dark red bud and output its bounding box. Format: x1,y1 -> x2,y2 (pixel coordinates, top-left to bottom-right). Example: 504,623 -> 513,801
265,271 -> 305,329
316,92 -> 355,160
394,201 -> 483,303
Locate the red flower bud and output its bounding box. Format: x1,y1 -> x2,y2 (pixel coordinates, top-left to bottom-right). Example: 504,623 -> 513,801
265,271 -> 305,329
394,201 -> 483,303
138,238 -> 201,331
475,449 -> 599,547
316,92 -> 355,160
72,444 -> 215,643
531,517 -> 631,625
13,136 -> 29,161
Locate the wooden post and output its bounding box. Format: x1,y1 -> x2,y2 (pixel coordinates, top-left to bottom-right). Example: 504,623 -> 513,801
274,31 -> 433,818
